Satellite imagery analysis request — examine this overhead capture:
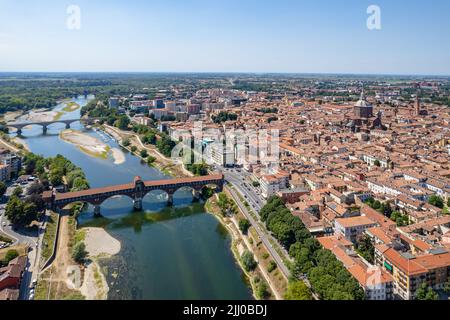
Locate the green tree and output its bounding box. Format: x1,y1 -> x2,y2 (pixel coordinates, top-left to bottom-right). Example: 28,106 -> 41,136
238,219 -> 251,235
130,146 -> 137,153
254,278 -> 270,300
12,186 -> 23,197
5,195 -> 39,226
72,242 -> 88,263
416,283 -> 439,300
284,281 -> 312,300
201,187 -> 214,199
3,249 -> 19,264
115,115 -> 130,130
428,195 -> 444,209
241,250 -> 257,272
0,181 -> 6,197
373,160 -> 381,167
147,156 -> 156,166
356,235 -> 375,263
122,139 -> 131,147
267,260 -> 277,273
444,281 -> 450,294
140,149 -> 149,158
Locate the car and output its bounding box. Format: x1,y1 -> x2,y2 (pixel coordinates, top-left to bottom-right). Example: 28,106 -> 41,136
32,279 -> 37,287
29,294 -> 34,300
2,222 -> 6,227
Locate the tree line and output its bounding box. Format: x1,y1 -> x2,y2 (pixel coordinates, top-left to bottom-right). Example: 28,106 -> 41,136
259,196 -> 364,300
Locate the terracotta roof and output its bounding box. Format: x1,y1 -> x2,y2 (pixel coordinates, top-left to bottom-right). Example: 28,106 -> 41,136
55,174 -> 224,201
335,216 -> 376,228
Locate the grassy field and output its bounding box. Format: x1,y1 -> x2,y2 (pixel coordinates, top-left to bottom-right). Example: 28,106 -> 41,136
35,267 -> 85,300
0,244 -> 28,261
0,232 -> 13,243
40,211 -> 59,266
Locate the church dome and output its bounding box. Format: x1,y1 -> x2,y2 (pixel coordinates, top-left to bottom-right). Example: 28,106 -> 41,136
354,90 -> 372,108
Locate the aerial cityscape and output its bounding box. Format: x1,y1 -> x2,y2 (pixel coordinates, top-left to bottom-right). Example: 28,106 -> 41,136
0,0 -> 449,307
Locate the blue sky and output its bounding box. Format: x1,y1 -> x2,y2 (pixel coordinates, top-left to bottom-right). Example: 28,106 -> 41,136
0,0 -> 449,74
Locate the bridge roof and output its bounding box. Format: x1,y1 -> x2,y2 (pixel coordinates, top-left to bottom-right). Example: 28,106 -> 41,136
53,174 -> 224,202
143,174 -> 223,188
55,183 -> 134,201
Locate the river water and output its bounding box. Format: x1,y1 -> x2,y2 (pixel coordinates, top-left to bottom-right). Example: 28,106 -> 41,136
11,96 -> 252,300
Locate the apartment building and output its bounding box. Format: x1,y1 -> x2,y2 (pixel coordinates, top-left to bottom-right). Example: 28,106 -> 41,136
335,216 -> 377,243
375,244 -> 450,300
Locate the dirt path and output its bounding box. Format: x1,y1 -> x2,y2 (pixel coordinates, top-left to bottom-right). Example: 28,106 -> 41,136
50,215 -> 74,297
39,215 -> 82,299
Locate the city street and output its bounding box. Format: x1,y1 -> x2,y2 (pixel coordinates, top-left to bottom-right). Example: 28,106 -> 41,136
222,167 -> 319,299
0,181 -> 42,300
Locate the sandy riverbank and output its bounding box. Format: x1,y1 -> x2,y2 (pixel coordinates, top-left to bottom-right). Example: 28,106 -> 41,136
83,227 -> 121,257
111,148 -> 126,165
19,109 -> 62,122
2,110 -> 23,122
62,102 -> 81,112
60,129 -> 125,164
80,227 -> 121,300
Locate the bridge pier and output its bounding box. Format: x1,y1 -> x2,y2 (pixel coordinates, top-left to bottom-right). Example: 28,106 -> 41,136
192,190 -> 201,202
94,205 -> 101,217
134,198 -> 143,211
42,125 -> 48,134
167,194 -> 174,207
16,128 -> 22,135
65,122 -> 71,129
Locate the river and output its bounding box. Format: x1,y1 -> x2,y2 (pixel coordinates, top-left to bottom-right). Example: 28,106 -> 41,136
10,96 -> 252,300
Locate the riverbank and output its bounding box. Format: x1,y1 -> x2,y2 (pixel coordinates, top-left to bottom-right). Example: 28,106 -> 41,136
80,227 -> 121,300
59,129 -> 125,164
62,102 -> 81,112
18,109 -> 62,122
101,124 -> 192,177
205,195 -> 279,300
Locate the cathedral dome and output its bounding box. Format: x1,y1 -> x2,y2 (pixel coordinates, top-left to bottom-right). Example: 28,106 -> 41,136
354,90 -> 372,108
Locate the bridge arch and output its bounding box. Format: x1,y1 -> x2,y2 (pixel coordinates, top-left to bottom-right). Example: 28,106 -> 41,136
142,190 -> 170,211
97,194 -> 136,216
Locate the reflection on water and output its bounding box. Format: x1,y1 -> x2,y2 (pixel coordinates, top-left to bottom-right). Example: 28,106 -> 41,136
10,96 -> 252,300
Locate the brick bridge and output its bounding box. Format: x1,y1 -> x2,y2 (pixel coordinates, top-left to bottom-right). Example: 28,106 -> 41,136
7,118 -> 99,135
43,174 -> 224,216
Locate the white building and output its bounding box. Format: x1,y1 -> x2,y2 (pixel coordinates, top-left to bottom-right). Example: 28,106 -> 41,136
334,216 -> 377,242
260,172 -> 289,199
209,143 -> 235,167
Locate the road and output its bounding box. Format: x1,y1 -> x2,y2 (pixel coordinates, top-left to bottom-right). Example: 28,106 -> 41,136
221,167 -> 320,300
222,168 -> 292,258
226,185 -> 291,279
